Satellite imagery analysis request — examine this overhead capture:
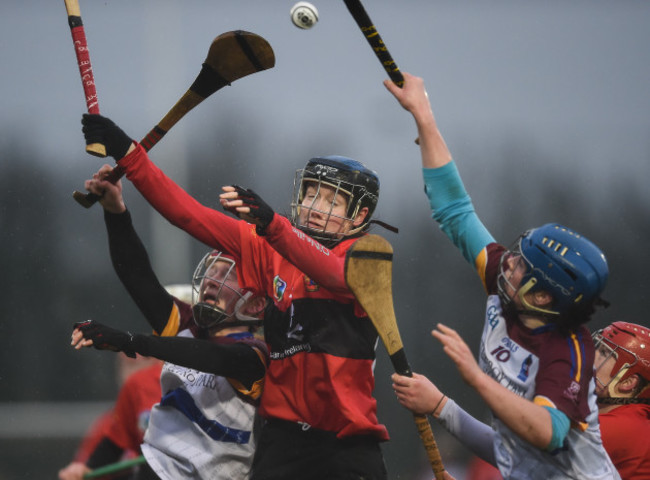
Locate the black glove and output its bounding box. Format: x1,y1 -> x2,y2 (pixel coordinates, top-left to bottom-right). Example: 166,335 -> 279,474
81,114 -> 133,161
73,320 -> 137,358
226,185 -> 275,235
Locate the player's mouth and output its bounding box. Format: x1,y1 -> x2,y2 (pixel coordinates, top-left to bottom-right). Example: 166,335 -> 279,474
308,221 -> 324,230
202,290 -> 218,305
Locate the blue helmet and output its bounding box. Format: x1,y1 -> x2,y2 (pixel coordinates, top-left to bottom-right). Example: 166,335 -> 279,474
290,155 -> 380,243
499,223 -> 609,318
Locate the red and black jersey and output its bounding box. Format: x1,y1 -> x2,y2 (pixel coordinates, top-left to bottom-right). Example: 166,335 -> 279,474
237,231 -> 387,439
119,144 -> 389,441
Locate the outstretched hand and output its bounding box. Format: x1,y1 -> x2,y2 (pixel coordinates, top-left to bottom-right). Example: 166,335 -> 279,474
220,185 -> 275,234
81,114 -> 134,161
71,320 -> 136,358
432,323 -> 484,389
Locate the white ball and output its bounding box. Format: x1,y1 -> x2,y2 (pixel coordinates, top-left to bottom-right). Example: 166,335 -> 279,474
290,2 -> 319,30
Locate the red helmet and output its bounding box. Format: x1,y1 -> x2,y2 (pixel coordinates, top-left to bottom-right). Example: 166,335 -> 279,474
593,321 -> 650,399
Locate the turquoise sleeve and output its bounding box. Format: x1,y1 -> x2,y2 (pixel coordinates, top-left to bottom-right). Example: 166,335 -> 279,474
543,406 -> 570,451
422,162 -> 494,266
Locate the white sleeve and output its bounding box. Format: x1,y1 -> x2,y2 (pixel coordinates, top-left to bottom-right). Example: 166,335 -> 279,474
436,398 -> 497,466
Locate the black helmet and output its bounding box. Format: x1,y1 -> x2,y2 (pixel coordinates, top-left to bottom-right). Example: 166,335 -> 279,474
290,155 -> 379,243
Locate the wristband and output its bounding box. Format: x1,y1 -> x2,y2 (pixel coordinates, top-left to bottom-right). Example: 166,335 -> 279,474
431,394 -> 447,417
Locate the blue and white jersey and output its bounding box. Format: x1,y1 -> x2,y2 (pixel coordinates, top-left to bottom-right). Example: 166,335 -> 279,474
142,330 -> 264,480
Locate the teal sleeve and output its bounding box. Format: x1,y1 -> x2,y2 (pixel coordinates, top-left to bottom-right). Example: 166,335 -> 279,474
422,162 -> 495,266
543,406 -> 570,451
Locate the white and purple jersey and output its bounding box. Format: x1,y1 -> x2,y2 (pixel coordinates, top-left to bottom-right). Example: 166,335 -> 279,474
142,330 -> 265,480
480,295 -> 618,479
423,162 -> 619,479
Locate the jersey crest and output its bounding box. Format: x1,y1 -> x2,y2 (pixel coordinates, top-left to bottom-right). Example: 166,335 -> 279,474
303,275 -> 319,292
517,354 -> 533,382
564,380 -> 581,403
273,275 -> 287,301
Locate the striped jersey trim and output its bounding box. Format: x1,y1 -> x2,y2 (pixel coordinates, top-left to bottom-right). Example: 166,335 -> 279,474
159,301 -> 181,337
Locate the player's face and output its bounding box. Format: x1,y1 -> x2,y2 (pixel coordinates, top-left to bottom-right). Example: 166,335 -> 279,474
594,341 -> 617,396
199,260 -> 242,315
299,183 -> 354,235
501,254 -> 528,305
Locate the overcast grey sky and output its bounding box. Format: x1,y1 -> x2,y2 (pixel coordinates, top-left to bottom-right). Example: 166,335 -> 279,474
4,1 -> 649,171
3,1 -> 648,271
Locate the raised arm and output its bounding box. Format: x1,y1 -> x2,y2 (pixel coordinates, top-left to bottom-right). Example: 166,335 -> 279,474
385,74 -> 495,276
85,165 -> 177,335
81,114 -> 244,258
383,72 -> 452,169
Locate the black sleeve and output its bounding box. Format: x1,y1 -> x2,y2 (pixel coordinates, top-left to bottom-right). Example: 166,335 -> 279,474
85,436 -> 124,469
132,334 -> 266,390
104,209 -> 174,334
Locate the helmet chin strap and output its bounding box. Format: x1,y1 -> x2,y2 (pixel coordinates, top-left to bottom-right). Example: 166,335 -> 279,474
606,365 -> 631,398
596,364 -> 650,405
234,292 -> 257,322
516,278 -> 559,319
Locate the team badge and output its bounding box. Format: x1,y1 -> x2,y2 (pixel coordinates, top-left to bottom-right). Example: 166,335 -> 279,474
273,275 -> 287,301
487,304 -> 500,329
517,354 -> 533,381
303,275 -> 319,292
563,380 -> 581,402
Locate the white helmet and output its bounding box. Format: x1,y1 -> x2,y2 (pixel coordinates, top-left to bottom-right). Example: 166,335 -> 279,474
191,250 -> 264,329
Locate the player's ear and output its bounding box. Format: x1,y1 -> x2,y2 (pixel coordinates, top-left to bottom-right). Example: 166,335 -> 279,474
532,290 -> 553,308
243,296 -> 267,317
617,374 -> 640,396
352,207 -> 369,227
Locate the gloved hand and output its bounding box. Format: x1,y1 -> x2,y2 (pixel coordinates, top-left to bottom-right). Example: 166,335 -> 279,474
81,114 -> 133,161
225,185 -> 275,235
73,320 -> 137,358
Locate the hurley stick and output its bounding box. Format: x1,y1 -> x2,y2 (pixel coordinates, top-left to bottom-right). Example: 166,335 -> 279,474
83,456 -> 146,479
73,30 -> 275,208
64,0 -> 106,157
345,234 -> 446,480
342,0 -> 403,86
342,0 -> 421,144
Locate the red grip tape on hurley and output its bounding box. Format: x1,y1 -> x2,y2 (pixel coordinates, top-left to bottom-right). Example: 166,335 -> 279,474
70,26 -> 99,114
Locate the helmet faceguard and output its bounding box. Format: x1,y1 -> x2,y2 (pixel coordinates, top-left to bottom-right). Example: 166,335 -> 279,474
191,250 -> 263,330
593,321 -> 650,399
290,156 -> 379,245
497,223 -> 609,320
